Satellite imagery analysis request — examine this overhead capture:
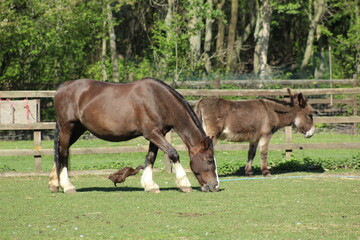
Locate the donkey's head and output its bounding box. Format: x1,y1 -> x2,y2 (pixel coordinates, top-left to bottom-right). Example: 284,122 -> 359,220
288,89 -> 315,138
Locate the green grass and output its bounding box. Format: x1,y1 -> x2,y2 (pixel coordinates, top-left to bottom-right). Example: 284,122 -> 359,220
0,173 -> 359,239
0,132 -> 359,173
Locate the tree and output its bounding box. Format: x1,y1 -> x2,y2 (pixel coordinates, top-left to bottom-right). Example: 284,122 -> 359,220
107,2 -> 120,82
253,0 -> 272,77
214,0 -> 226,68
226,0 -> 239,72
300,0 -> 325,70
188,0 -> 203,67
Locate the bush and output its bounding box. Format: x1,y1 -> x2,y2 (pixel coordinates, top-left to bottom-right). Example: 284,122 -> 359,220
216,153 -> 360,176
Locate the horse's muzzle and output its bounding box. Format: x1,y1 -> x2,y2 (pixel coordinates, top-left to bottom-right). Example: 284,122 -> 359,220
201,182 -> 220,192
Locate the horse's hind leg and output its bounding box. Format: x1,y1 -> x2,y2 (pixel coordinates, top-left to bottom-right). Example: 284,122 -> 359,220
49,122 -> 86,193
245,142 -> 258,176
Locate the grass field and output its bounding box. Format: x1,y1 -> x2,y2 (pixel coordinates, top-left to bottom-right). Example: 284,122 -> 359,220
0,172 -> 359,239
0,132 -> 359,173
1,131 -> 359,239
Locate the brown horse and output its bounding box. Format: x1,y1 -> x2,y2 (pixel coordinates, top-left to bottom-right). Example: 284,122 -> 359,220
194,89 -> 315,177
48,78 -> 219,193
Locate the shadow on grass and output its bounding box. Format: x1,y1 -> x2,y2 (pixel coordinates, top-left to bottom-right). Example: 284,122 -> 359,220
77,186 -> 204,192
219,163 -> 325,178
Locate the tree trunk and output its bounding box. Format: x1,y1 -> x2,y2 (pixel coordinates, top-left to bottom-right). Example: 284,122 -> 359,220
300,0 -> 325,70
226,0 -> 239,72
253,0 -> 272,78
101,19 -> 109,82
204,0 -> 214,73
235,0 -> 256,72
107,3 -> 119,82
188,0 -> 202,67
355,1 -> 360,75
215,0 -> 226,68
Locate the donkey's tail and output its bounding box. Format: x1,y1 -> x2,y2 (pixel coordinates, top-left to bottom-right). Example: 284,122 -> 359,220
54,121 -> 61,179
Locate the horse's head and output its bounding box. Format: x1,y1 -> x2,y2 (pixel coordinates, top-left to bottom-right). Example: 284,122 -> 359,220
288,89 -> 315,138
189,136 -> 219,192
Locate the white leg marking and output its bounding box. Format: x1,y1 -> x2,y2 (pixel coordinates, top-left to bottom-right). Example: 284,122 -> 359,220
59,167 -> 76,193
214,156 -> 219,188
141,166 -> 159,192
173,162 -> 191,188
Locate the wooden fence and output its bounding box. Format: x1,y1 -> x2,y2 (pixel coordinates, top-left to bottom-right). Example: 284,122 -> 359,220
1,83 -> 359,172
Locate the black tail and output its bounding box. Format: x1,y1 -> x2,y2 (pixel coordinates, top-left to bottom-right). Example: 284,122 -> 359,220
54,121 -> 61,180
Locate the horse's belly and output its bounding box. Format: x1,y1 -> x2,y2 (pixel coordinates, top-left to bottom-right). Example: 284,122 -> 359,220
91,131 -> 142,142
83,119 -> 142,142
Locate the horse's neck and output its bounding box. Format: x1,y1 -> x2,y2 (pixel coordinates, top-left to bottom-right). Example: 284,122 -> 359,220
266,100 -> 296,128
173,114 -> 205,153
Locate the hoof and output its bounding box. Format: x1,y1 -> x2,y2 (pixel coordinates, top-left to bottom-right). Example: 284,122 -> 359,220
49,186 -> 59,193
263,172 -> 272,177
64,188 -> 77,194
180,187 -> 193,193
245,172 -> 254,177
147,188 -> 161,193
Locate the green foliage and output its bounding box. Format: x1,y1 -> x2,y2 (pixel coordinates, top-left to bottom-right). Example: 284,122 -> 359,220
0,165 -> 16,172
216,154 -> 360,176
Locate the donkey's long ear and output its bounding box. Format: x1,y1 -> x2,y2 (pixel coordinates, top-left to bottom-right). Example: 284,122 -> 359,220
298,93 -> 308,108
287,88 -> 295,106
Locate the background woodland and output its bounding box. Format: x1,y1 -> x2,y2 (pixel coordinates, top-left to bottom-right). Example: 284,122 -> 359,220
1,0 -> 359,89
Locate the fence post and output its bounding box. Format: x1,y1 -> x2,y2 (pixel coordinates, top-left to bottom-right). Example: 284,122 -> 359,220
353,74 -> 358,134
164,131 -> 172,173
34,131 -> 42,171
285,126 -> 293,160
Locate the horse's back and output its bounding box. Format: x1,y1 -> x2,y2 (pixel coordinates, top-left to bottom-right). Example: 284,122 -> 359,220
54,78 -> 184,141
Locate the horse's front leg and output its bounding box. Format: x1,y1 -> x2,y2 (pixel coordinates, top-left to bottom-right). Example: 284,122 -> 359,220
144,131 -> 192,193
245,142 -> 258,176
141,142 -> 160,193
259,135 -> 272,177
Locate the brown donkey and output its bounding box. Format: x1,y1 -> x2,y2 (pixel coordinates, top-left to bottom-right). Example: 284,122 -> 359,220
194,89 -> 315,177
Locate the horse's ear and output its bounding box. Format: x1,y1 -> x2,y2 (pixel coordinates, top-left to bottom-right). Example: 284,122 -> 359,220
287,88 -> 294,106
298,93 -> 307,108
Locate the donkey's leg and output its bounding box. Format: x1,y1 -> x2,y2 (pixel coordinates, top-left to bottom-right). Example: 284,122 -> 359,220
141,142 -> 160,193
144,130 -> 192,193
259,135 -> 272,177
245,142 -> 258,176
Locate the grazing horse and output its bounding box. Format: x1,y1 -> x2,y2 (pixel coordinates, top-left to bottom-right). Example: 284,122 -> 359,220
48,78 -> 219,193
194,89 -> 315,177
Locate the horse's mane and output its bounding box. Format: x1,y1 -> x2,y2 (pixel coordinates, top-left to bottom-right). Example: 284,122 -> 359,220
142,78 -> 205,135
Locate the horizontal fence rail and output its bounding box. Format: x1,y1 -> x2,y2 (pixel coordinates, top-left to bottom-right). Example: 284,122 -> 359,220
0,83 -> 359,172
